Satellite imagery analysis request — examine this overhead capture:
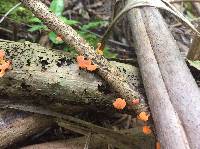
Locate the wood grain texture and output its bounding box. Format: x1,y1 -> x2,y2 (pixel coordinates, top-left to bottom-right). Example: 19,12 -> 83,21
142,7 -> 200,149
127,7 -> 190,149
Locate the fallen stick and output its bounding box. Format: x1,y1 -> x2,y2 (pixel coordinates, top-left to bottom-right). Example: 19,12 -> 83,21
58,120 -> 155,149
127,6 -> 190,149
141,7 -> 200,148
0,103 -> 149,149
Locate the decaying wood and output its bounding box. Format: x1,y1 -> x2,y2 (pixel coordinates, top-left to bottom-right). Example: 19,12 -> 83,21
127,6 -> 190,149
20,136 -> 108,149
19,0 -> 148,114
0,103 -> 155,149
58,119 -> 155,149
187,25 -> 200,60
0,109 -> 53,148
0,39 -> 143,110
141,7 -> 200,149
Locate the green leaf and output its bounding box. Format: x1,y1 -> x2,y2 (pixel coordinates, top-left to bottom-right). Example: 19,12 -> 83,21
103,47 -> 117,59
48,31 -> 64,44
29,17 -> 42,23
59,16 -> 79,26
187,60 -> 200,70
50,0 -> 64,16
28,25 -> 47,32
78,31 -> 99,47
81,21 -> 106,30
64,46 -> 78,57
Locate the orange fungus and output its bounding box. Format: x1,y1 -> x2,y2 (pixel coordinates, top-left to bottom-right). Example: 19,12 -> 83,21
76,55 -> 97,71
113,98 -> 126,110
0,50 -> 11,77
56,34 -> 63,42
142,126 -> 152,135
156,142 -> 161,149
96,49 -> 103,55
87,64 -> 97,71
137,112 -> 150,122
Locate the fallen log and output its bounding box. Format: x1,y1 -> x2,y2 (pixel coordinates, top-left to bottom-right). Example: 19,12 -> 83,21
141,7 -> 200,148
127,5 -> 190,149
0,103 -> 155,149
0,39 -> 143,110
19,0 -> 149,114
0,109 -> 53,148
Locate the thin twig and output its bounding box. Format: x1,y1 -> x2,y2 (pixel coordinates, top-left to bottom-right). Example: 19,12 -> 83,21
0,2 -> 22,24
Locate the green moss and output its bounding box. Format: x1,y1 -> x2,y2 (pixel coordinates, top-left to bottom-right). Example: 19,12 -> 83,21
0,0 -> 34,23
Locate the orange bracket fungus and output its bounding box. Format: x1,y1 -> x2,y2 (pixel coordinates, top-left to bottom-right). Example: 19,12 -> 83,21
113,98 -> 126,110
142,125 -> 152,135
0,50 -> 11,77
137,111 -> 150,122
76,55 -> 97,71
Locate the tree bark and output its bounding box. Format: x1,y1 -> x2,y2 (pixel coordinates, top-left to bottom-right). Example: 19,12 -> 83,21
140,7 -> 200,149
127,7 -> 190,149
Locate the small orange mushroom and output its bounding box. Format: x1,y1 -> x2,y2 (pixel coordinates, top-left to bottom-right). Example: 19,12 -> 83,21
77,55 -> 87,69
132,98 -> 140,105
76,55 -> 97,71
137,111 -> 150,122
0,50 -> 5,58
156,142 -> 161,149
56,34 -> 63,42
56,36 -> 63,42
142,125 -> 152,135
113,98 -> 126,110
87,64 -> 97,71
0,50 -> 11,77
96,49 -> 103,55
96,42 -> 104,55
